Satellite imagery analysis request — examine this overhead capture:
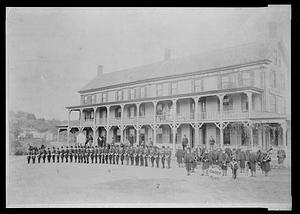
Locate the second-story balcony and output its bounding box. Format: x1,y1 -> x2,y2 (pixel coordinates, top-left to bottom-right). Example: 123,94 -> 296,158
199,111 -> 221,121
69,120 -> 80,127
123,116 -> 137,124
109,116 -> 121,125
176,112 -> 195,122
81,118 -> 94,126
156,113 -> 174,123
138,115 -> 155,124
96,117 -> 107,125
223,110 -> 249,120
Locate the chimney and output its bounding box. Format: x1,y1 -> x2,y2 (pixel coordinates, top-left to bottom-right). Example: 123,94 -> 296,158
164,48 -> 171,60
97,65 -> 103,76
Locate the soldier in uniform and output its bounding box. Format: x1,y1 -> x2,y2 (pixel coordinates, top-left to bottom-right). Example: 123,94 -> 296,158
42,148 -> 47,163
144,146 -> 149,167
125,146 -> 130,165
129,146 -> 134,166
56,148 -> 60,163
139,148 -> 144,167
175,146 -> 184,168
74,146 -> 78,163
95,146 -> 98,164
135,146 -> 140,166
166,146 -> 172,169
201,150 -> 210,176
155,148 -> 160,168
52,147 -> 56,163
65,146 -> 69,163
47,148 -> 51,163
37,148 -> 42,164
31,149 -> 36,164
70,146 -> 74,163
238,149 -> 246,173
99,146 -> 103,164
220,150 -> 230,176
104,146 -> 109,164
109,146 -> 113,164
120,146 -> 125,165
77,146 -> 81,163
150,147 -> 155,167
27,148 -> 31,164
90,146 -> 95,164
115,146 -> 120,165
161,147 -> 166,168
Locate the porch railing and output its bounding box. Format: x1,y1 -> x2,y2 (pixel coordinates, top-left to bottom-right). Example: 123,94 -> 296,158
109,116 -> 121,125
156,113 -> 174,123
223,110 -> 249,119
176,112 -> 195,122
199,111 -> 221,121
138,115 -> 155,124
96,117 -> 107,125
123,116 -> 137,124
81,119 -> 94,126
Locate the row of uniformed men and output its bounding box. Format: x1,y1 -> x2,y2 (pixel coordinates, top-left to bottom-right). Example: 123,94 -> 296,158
27,144 -> 173,168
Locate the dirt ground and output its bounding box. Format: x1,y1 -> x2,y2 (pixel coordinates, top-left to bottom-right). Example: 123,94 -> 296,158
6,156 -> 291,209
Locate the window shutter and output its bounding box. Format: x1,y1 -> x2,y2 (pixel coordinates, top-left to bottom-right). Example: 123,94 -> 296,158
250,71 -> 254,86
238,73 -> 243,87
191,80 -> 195,93
218,76 -> 222,89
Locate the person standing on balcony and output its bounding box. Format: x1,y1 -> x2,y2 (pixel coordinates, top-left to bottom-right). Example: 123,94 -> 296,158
182,135 -> 188,151
209,136 -> 215,151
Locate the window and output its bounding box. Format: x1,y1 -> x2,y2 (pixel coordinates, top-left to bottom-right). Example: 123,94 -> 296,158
97,93 -> 102,103
194,79 -> 202,92
221,75 -> 233,89
84,96 -> 88,104
241,94 -> 248,112
92,94 -> 96,104
223,95 -> 233,111
115,107 -> 121,118
242,72 -> 251,86
130,88 -> 136,100
269,94 -> 276,112
87,95 -> 92,105
116,90 -> 123,101
140,87 -> 146,98
270,70 -> 276,88
157,84 -> 163,96
102,93 -> 107,103
140,104 -> 145,116
171,82 -> 177,95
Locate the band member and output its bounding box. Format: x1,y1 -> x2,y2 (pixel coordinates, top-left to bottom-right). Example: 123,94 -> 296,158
155,148 -> 160,168
249,150 -> 257,177
166,147 -> 171,169
60,146 -> 64,163
191,148 -> 197,172
56,148 -> 60,163
47,148 -> 51,163
150,148 -> 155,167
112,146 -> 116,164
175,146 -> 184,168
238,149 -> 246,173
90,146 -> 95,164
27,148 -> 31,164
201,150 -> 210,176
256,149 -> 263,174
99,146 -> 104,164
245,149 -> 251,176
77,146 -> 81,163
65,146 -> 69,163
105,146 -> 109,164
140,149 -> 144,167
277,147 -> 286,168
161,147 -> 166,168
220,150 -> 230,176
230,157 -> 239,179
37,149 -> 42,163
184,148 -> 194,176
74,146 -> 78,163
261,150 -> 271,176
70,146 -> 74,163
43,148 -> 47,163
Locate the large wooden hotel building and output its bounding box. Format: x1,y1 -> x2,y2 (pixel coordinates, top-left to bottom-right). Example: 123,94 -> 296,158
58,38 -> 290,163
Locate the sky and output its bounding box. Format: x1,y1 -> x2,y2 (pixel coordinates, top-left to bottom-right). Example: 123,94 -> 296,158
6,6 -> 291,120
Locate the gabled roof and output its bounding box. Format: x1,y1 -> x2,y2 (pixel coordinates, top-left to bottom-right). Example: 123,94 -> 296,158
79,40 -> 273,93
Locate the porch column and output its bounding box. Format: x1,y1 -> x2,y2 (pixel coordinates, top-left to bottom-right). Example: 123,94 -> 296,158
120,126 -> 124,143
193,96 -> 200,146
106,106 -> 110,125
93,127 -> 97,146
94,107 -> 97,126
172,126 -> 177,154
79,109 -> 83,127
281,121 -> 287,150
105,126 -> 110,145
67,110 -> 71,143
262,125 -> 266,150
246,92 -> 253,118
136,103 -> 140,124
120,104 -> 124,124
136,126 -> 140,145
218,94 -> 225,120
153,101 -> 158,145
258,124 -> 263,149
57,129 -> 60,142
220,125 -> 224,149
172,98 -> 177,122
249,125 -> 253,149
